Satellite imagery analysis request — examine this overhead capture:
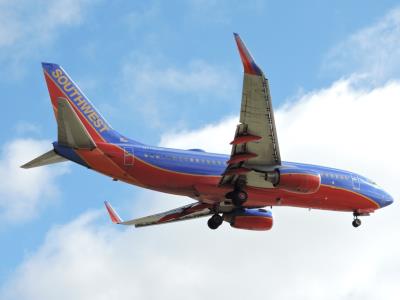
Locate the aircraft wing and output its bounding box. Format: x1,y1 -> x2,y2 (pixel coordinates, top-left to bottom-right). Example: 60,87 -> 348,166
104,201 -> 214,227
220,34 -> 281,188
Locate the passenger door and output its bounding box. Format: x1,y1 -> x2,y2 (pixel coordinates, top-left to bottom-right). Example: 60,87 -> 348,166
351,175 -> 360,190
122,146 -> 134,168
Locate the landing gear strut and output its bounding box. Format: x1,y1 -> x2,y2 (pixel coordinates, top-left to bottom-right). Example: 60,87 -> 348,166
226,190 -> 248,207
207,214 -> 223,230
352,213 -> 362,228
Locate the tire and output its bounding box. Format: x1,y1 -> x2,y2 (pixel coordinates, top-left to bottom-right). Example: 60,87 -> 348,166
207,218 -> 219,230
232,190 -> 248,206
212,214 -> 223,225
207,214 -> 223,230
352,219 -> 361,228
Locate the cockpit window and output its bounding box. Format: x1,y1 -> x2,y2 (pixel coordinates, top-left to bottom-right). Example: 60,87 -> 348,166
360,175 -> 376,185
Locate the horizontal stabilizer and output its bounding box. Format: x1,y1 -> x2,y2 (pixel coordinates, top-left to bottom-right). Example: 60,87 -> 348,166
104,201 -> 213,228
57,97 -> 96,149
21,150 -> 67,169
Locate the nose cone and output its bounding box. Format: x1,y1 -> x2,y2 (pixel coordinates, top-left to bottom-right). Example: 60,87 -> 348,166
382,191 -> 394,208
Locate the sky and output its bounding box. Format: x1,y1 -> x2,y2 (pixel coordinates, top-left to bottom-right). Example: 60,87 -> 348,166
0,1 -> 400,299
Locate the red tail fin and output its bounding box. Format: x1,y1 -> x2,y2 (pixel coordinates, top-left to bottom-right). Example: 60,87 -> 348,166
42,62 -> 113,143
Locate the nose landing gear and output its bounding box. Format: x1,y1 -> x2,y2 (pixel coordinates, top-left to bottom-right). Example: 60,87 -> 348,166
352,212 -> 362,228
352,218 -> 362,228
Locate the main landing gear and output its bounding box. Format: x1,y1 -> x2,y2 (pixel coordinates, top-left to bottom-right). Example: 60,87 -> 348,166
225,190 -> 248,207
207,214 -> 223,230
208,187 -> 248,230
352,212 -> 362,228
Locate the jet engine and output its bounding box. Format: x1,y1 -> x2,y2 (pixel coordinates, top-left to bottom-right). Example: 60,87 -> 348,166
265,167 -> 321,194
225,208 -> 273,231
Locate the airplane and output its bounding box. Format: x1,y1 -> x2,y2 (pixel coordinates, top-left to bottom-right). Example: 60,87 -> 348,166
22,33 -> 394,231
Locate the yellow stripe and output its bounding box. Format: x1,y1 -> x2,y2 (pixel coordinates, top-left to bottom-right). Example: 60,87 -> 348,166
280,172 -> 320,177
250,182 -> 380,209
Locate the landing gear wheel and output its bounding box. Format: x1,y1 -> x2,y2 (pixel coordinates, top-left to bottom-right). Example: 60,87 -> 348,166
225,189 -> 248,206
231,190 -> 248,207
207,214 -> 223,230
352,218 -> 362,228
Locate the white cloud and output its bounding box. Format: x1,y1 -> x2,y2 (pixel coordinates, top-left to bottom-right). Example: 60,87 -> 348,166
123,59 -> 233,96
324,7 -> 400,82
1,76 -> 399,299
15,121 -> 41,135
120,58 -> 235,128
0,0 -> 92,76
0,0 -> 88,47
0,138 -> 68,223
160,116 -> 237,153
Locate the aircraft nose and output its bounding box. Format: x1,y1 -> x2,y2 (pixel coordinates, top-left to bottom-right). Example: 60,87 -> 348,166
382,191 -> 394,207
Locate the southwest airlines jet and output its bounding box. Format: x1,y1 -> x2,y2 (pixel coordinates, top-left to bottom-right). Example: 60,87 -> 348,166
22,34 -> 393,231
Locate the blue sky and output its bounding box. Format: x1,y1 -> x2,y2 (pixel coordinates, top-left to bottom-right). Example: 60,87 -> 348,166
1,1 -> 400,299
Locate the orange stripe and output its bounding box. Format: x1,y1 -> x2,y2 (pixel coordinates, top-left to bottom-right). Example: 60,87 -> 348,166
320,184 -> 380,209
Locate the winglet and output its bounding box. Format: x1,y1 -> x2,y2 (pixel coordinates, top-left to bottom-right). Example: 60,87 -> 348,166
233,33 -> 262,76
104,201 -> 123,224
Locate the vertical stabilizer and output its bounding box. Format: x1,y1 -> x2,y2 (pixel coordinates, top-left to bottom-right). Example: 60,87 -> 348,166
42,62 -> 122,144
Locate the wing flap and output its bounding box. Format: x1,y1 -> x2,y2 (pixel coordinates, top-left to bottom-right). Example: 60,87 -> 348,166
240,74 -> 281,166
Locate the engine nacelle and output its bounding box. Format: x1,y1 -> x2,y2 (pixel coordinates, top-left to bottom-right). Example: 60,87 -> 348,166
225,208 -> 273,231
275,167 -> 321,194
